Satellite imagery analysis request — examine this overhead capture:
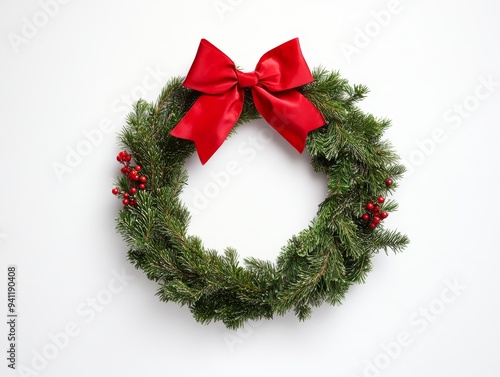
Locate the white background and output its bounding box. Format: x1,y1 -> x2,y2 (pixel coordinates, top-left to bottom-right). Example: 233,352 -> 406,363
1,0 -> 499,376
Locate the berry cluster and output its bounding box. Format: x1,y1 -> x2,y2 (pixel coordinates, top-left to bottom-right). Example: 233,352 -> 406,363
111,150 -> 147,206
362,178 -> 394,229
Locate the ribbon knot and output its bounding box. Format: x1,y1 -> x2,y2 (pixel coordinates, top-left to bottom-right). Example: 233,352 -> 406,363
170,38 -> 326,164
237,71 -> 259,88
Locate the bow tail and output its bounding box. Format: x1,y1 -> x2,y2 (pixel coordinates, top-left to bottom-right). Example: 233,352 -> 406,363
170,90 -> 244,164
251,87 -> 326,153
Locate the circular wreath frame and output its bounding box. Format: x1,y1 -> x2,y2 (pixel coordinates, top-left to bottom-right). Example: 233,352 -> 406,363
114,68 -> 408,329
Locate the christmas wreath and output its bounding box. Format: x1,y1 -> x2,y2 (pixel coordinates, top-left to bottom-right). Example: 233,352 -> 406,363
111,39 -> 408,329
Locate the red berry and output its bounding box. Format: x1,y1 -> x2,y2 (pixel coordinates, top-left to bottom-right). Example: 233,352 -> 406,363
112,188 -> 119,195
366,202 -> 374,211
119,151 -> 127,158
385,178 -> 393,186
135,165 -> 142,172
123,193 -> 129,198
130,187 -> 137,195
122,199 -> 129,205
125,155 -> 131,162
139,176 -> 147,183
130,200 -> 137,206
139,183 -> 146,190
362,214 -> 370,221
377,196 -> 385,204
374,205 -> 380,212
373,216 -> 381,224
381,212 -> 389,219
116,156 -> 123,162
369,222 -> 377,229
121,167 -> 129,174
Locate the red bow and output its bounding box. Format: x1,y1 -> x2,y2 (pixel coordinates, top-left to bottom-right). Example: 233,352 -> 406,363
170,38 -> 326,164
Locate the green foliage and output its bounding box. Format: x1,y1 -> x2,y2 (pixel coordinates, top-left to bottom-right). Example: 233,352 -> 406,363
114,69 -> 409,329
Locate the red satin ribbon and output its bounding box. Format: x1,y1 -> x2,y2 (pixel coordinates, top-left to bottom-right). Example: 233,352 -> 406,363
170,38 -> 326,164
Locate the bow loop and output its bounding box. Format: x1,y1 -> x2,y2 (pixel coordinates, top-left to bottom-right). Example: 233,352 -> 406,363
255,39 -> 315,92
182,39 -> 237,94
170,38 -> 326,164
